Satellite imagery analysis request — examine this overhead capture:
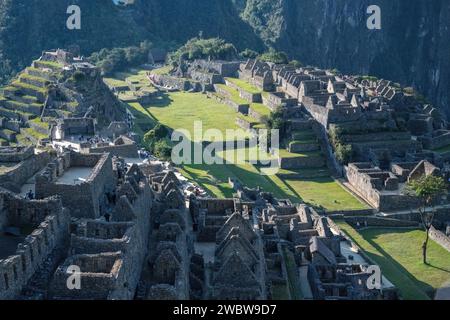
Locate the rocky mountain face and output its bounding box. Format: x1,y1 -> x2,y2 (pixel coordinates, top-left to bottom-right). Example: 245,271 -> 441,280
0,0 -> 448,115
241,0 -> 450,117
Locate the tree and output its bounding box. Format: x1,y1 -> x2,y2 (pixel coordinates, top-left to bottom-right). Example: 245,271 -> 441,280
406,175 -> 447,264
153,138 -> 172,160
267,107 -> 287,137
143,124 -> 169,150
289,60 -> 303,68
259,49 -> 289,64
168,37 -> 238,66
335,144 -> 353,164
240,49 -> 259,59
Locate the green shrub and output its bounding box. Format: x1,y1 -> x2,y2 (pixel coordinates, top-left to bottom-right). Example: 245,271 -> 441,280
335,144 -> 353,164
153,138 -> 172,160
259,49 -> 289,64
89,41 -> 152,76
168,37 -> 238,66
143,123 -> 169,148
289,60 -> 303,68
240,48 -> 259,59
72,71 -> 86,82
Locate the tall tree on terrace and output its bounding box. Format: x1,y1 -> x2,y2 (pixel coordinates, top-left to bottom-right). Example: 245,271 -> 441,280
406,174 -> 447,264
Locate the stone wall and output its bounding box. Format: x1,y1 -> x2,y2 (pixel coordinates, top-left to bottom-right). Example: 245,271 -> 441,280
0,146 -> 34,162
50,252 -> 126,300
151,74 -> 201,92
303,100 -> 330,128
0,151 -> 53,193
224,79 -> 262,103
50,163 -> 152,300
344,216 -> 419,228
190,70 -> 223,86
235,117 -> 254,131
420,131 -> 450,150
278,154 -> 325,170
263,92 -> 298,111
288,141 -> 320,153
191,60 -> 240,77
35,152 -> 116,219
429,226 -> 450,252
208,90 -> 249,114
82,138 -> 138,158
0,194 -> 70,300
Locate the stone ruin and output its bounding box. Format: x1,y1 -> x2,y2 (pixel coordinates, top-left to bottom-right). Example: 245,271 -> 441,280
0,192 -> 70,299
187,184 -> 397,300
150,59 -> 241,92
234,58 -> 450,213
239,59 -> 274,91
142,170 -> 190,300
0,142 -> 402,300
345,160 -> 441,212
0,146 -> 54,194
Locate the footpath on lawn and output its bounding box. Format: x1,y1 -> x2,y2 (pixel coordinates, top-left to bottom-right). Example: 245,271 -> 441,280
336,221 -> 450,300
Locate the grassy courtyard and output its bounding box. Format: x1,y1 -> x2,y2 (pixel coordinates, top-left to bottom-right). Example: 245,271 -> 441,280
225,77 -> 260,94
110,68 -> 368,211
336,221 -> 450,300
148,92 -> 250,141
285,178 -> 368,211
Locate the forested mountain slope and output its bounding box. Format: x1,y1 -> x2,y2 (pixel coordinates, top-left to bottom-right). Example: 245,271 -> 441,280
0,0 -> 448,114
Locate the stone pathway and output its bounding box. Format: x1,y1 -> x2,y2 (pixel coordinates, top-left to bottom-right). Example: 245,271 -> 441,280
299,266 -> 313,299
435,282 -> 450,300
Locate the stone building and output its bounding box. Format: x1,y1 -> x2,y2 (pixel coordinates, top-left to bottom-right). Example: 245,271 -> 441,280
345,160 -> 440,211
0,146 -> 54,194
49,158 -> 152,300
35,152 -> 116,219
209,213 -> 266,300
239,59 -> 274,91
144,170 -> 192,300
0,192 -> 70,299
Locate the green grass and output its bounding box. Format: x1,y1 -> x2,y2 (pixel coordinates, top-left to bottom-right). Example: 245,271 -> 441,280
236,113 -> 259,125
34,60 -> 63,69
104,77 -> 129,87
278,149 -> 322,158
276,167 -> 330,178
176,146 -> 297,201
249,102 -> 271,117
12,80 -> 47,94
29,118 -> 49,129
215,84 -> 248,105
180,160 -> 298,201
225,77 -> 261,94
22,128 -> 47,140
151,65 -> 172,76
107,70 -> 365,212
336,222 -> 450,300
148,92 -> 250,141
125,101 -> 157,136
19,73 -> 49,85
285,178 -> 368,211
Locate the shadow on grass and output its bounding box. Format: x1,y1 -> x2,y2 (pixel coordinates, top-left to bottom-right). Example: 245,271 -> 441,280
146,92 -> 174,109
361,228 -> 436,299
427,264 -> 450,274
181,164 -> 234,198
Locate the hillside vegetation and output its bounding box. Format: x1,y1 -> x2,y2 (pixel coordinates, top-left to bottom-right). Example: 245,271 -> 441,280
0,0 -> 447,114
